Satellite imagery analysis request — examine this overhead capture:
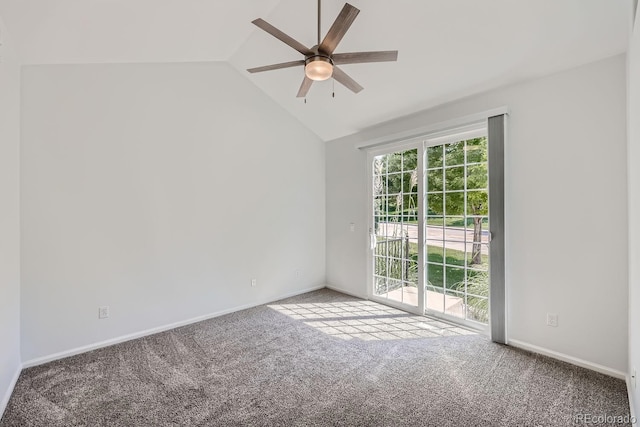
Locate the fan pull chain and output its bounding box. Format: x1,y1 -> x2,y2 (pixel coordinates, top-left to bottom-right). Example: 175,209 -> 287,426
332,78 -> 335,98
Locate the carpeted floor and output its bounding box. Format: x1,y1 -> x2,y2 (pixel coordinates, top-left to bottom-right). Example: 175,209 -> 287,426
1,289 -> 632,426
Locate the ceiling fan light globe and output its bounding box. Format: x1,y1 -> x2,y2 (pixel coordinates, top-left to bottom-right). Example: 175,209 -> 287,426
305,56 -> 333,81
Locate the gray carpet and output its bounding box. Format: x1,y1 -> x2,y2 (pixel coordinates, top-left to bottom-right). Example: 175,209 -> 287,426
1,289 -> 632,426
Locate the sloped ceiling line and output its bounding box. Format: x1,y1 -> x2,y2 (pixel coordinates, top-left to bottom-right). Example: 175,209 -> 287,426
0,0 -> 631,141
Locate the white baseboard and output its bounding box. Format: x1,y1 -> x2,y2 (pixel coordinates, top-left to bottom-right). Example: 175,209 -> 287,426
325,284 -> 368,300
627,375 -> 637,421
22,284 -> 325,369
508,339 -> 626,380
0,365 -> 22,419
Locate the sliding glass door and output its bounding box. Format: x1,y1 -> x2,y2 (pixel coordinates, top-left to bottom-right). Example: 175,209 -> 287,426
372,148 -> 420,309
369,128 -> 496,330
424,137 -> 490,324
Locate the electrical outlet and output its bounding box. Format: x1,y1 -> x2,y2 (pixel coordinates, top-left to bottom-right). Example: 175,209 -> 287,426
98,306 -> 110,319
295,270 -> 300,278
251,279 -> 257,287
349,223 -> 355,232
546,313 -> 558,327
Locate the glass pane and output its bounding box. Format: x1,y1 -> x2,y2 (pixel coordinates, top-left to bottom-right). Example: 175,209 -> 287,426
373,157 -> 386,175
464,217 -> 489,244
387,154 -> 403,173
407,258 -> 418,283
445,245 -> 466,266
467,295 -> 489,323
425,285 -> 445,313
466,270 -> 489,297
385,249 -> 402,278
386,279 -> 403,304
445,141 -> 465,166
403,193 -> 418,219
373,175 -> 385,196
445,192 -> 464,216
374,218 -> 387,237
403,149 -> 418,171
426,221 -> 444,241
403,172 -> 417,192
467,164 -> 488,190
443,216 -> 465,228
389,278 -> 403,292
427,146 -> 443,169
385,216 -> 401,228
426,216 -> 444,226
427,193 -> 443,215
426,241 -> 444,263
374,276 -> 388,296
374,256 -> 386,276
445,293 -> 465,319
445,266 -> 465,290
373,197 -> 386,216
467,190 -> 488,216
426,262 -> 444,290
466,137 -> 487,163
443,217 -> 465,241
445,167 -> 465,191
402,213 -> 416,224
387,173 -> 402,194
401,284 -> 417,306
408,237 -> 419,258
467,244 -> 489,271
426,169 -> 443,192
388,197 -> 400,216
467,251 -> 489,323
465,216 -> 489,237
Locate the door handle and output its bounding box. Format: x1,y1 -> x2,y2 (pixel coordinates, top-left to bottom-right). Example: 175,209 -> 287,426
370,228 -> 377,250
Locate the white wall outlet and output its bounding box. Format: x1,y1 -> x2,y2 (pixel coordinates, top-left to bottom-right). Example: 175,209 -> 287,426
546,313 -> 558,327
295,270 -> 300,278
251,278 -> 257,287
98,306 -> 110,319
349,223 -> 355,232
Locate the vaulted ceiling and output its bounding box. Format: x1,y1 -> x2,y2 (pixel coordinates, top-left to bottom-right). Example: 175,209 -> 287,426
0,0 -> 632,140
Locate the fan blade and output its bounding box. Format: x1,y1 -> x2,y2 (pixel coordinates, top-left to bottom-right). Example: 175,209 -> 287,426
332,66 -> 363,93
332,51 -> 398,65
319,3 -> 360,55
297,76 -> 314,98
252,18 -> 311,55
247,60 -> 305,74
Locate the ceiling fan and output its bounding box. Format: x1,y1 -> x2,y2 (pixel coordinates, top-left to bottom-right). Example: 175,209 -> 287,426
247,0 -> 398,98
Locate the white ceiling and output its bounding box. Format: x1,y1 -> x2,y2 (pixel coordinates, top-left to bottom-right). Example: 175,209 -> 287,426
0,0 -> 632,141
0,0 -> 281,63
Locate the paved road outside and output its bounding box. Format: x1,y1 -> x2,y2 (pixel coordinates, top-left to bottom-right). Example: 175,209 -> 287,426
376,222 -> 489,255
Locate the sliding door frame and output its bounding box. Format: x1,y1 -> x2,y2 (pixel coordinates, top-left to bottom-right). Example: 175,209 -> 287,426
365,115 -> 506,338
422,125 -> 490,333
366,139 -> 425,316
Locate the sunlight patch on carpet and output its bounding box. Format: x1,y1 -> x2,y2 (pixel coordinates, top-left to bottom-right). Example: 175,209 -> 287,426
267,301 -> 477,341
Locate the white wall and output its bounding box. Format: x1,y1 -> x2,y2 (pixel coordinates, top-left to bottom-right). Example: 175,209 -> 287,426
0,16 -> 21,415
628,1 -> 640,415
326,55 -> 628,374
20,62 -> 326,362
